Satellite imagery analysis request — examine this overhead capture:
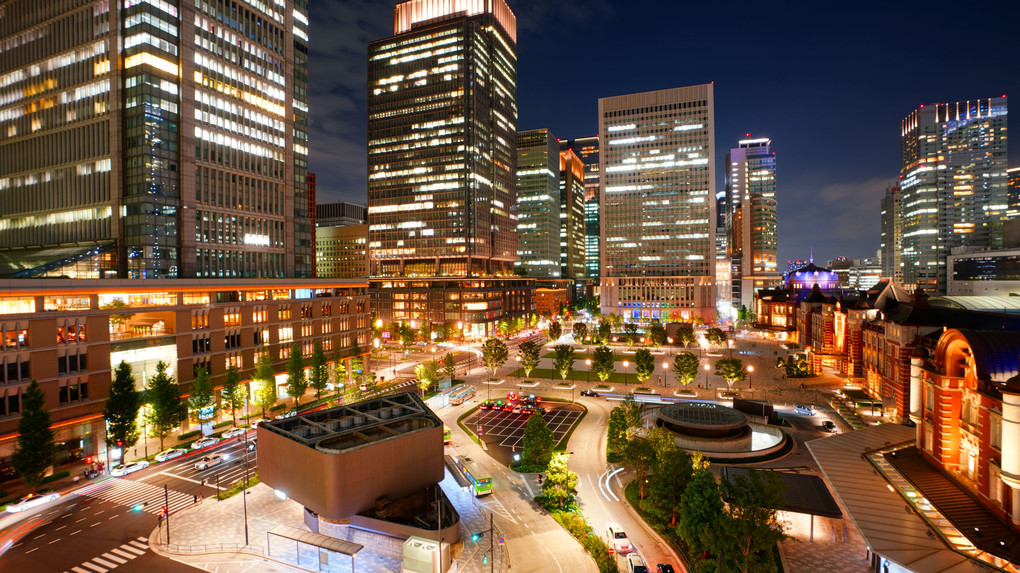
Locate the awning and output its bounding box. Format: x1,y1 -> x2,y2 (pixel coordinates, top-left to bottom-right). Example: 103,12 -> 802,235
720,466 -> 842,519
267,524 -> 363,556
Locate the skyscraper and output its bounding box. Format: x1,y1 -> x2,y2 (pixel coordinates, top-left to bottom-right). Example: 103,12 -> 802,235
0,0 -> 313,279
726,137 -> 779,311
560,136 -> 601,287
367,0 -> 530,337
1008,166 -> 1020,219
559,147 -> 586,282
899,97 -> 1008,293
516,129 -> 561,278
880,182 -> 902,284
598,84 -> 716,323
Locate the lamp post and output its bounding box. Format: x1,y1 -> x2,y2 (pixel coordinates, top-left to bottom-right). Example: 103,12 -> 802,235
515,355 -> 521,378
623,360 -> 629,385
585,359 -> 591,385
373,338 -> 380,383
747,365 -> 754,391
662,362 -> 669,388
704,363 -> 711,390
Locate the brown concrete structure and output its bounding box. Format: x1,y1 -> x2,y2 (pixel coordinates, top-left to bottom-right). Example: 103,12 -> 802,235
257,392 -> 444,520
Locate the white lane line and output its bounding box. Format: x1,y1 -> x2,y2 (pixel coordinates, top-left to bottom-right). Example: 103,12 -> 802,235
101,553 -> 126,564
107,515 -> 119,520
75,517 -> 87,523
90,522 -> 101,527
49,538 -> 62,544
32,534 -> 46,540
25,547 -> 39,554
69,529 -> 82,536
56,525 -> 67,531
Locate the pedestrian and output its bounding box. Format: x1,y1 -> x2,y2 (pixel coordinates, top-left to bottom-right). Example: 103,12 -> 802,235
193,494 -> 198,503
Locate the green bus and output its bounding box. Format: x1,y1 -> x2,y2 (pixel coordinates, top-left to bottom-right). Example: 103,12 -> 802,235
456,455 -> 492,497
443,426 -> 452,444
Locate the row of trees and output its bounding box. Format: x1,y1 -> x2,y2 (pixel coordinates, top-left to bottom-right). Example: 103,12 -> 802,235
561,316 -> 729,351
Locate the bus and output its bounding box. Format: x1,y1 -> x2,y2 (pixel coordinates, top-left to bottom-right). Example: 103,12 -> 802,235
443,426 -> 452,444
456,456 -> 492,497
449,385 -> 477,405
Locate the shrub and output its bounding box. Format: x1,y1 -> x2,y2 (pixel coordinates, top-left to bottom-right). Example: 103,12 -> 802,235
215,474 -> 259,500
177,429 -> 202,441
213,419 -> 233,429
40,470 -> 70,484
269,403 -> 286,411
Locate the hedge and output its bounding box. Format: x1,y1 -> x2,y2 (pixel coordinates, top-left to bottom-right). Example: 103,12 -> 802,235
40,470 -> 70,485
177,429 -> 202,441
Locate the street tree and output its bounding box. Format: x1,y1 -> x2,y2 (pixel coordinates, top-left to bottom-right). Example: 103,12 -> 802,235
714,357 -> 747,388
481,337 -> 509,377
286,342 -> 308,407
441,353 -> 456,382
518,341 -> 541,378
145,361 -> 188,450
649,322 -> 667,347
673,351 -> 700,388
497,317 -> 511,338
521,411 -> 554,467
634,348 -> 655,384
398,323 -> 415,347
12,381 -> 56,489
620,396 -> 643,435
331,347 -> 346,389
309,341 -> 329,400
414,362 -> 438,397
553,344 -> 575,382
252,351 -> 277,418
675,323 -> 696,348
719,468 -> 789,573
420,321 -> 432,343
542,452 -> 578,510
705,327 -> 728,348
104,361 -> 142,450
647,448 -> 693,527
221,365 -> 246,427
591,345 -> 615,382
736,304 -> 756,326
679,461 -> 724,559
606,406 -> 628,458
624,437 -> 656,499
572,321 -> 587,342
187,366 -> 216,424
513,316 -> 526,335
529,313 -> 539,328
646,425 -> 678,461
548,320 -> 562,341
624,322 -> 638,345
596,319 -> 611,345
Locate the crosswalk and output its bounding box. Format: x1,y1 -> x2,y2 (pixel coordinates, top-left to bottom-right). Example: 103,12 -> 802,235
75,478 -> 194,515
64,537 -> 148,573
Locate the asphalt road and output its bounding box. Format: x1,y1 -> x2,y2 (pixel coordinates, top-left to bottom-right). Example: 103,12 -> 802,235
1,432 -> 257,573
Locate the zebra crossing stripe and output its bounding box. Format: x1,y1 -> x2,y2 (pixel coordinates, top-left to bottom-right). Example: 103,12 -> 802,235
101,553 -> 126,564
118,543 -> 145,556
71,567 -> 92,573
80,562 -> 107,573
76,478 -> 192,515
109,548 -> 136,560
91,557 -> 117,568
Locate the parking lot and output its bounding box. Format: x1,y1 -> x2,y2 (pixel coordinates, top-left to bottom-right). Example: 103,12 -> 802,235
462,398 -> 583,466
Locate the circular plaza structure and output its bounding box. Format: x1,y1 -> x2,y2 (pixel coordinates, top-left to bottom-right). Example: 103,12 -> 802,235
649,401 -> 788,459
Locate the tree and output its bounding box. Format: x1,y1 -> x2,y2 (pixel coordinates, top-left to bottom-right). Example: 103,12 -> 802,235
649,323 -> 667,347
518,341 -> 540,378
736,304 -> 756,326
12,381 -> 56,489
673,352 -> 700,388
542,452 -> 578,510
679,462 -> 724,559
634,348 -> 655,384
645,426 -> 678,461
481,337 -> 509,377
596,319 -> 611,345
675,323 -> 696,348
398,322 -> 415,347
252,351 -> 277,418
187,367 -> 216,424
624,322 -> 638,345
553,344 -> 575,382
548,320 -> 562,341
420,321 -> 433,343
497,317 -> 510,339
104,361 -> 142,450
512,316 -> 525,335
607,406 -> 629,458
705,327 -> 728,348
714,357 -> 747,388
414,362 -> 438,397
591,345 -> 615,382
286,343 -> 308,407
647,448 -> 692,527
221,365 -> 246,427
620,396 -> 643,434
441,353 -> 457,382
521,411 -> 555,467
145,361 -> 188,450
624,437 -> 656,499
309,341 -> 329,400
572,321 -> 587,342
529,313 -> 539,328
719,469 -> 788,573
331,347 -> 346,390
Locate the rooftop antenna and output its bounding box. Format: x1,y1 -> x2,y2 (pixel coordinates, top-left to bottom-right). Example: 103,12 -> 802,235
809,246 -> 814,264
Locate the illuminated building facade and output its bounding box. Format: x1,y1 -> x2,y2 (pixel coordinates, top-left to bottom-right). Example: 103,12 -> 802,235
560,136 -> 601,286
367,0 -> 526,334
0,278 -> 369,480
598,84 -> 716,323
317,202 -> 367,227
899,97 -> 1009,294
516,129 -> 561,278
559,147 -> 586,281
880,183 -> 902,284
0,0 -> 313,279
726,137 -> 779,311
316,224 -> 369,279
1009,167 -> 1020,219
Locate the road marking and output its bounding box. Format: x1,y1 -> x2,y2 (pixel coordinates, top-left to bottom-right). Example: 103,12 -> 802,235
49,538 -> 62,544
102,553 -> 126,564
92,557 -> 118,568
32,534 -> 46,540
138,536 -> 147,542
90,522 -> 101,527
72,567 -> 92,573
70,529 -> 81,536
119,543 -> 145,555
107,515 -> 118,520
76,517 -> 87,523
110,548 -> 136,560
81,563 -> 108,573
128,540 -> 147,551
25,547 -> 38,554
56,525 -> 67,531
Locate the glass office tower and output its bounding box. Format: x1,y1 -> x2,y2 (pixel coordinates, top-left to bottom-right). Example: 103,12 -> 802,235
726,137 -> 779,311
0,0 -> 312,278
598,84 -> 716,324
516,128 -> 561,278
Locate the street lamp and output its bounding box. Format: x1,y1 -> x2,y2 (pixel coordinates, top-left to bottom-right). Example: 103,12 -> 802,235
747,365 -> 754,391
585,358 -> 591,385
704,363 -> 711,390
515,355 -> 521,378
623,360 -> 629,385
662,362 -> 669,388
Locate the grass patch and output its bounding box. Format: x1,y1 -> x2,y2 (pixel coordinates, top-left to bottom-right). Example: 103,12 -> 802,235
635,387 -> 654,393
529,368 -> 636,385
544,508 -> 618,573
269,403 -> 286,412
455,404 -> 482,445
541,351 -> 642,362
594,384 -> 611,390
215,474 -> 259,500
212,419 -> 234,429
555,382 -> 573,387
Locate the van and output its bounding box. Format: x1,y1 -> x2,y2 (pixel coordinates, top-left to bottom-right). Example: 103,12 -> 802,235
626,553 -> 648,573
795,404 -> 815,415
606,522 -> 632,553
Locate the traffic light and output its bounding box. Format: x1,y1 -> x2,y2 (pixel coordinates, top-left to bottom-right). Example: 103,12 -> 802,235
116,440 -> 123,448
483,555 -> 488,564
471,532 -> 483,542
160,506 -> 167,517
131,501 -> 148,512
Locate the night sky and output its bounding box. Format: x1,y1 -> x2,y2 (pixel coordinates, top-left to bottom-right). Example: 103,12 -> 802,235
307,0 -> 1019,267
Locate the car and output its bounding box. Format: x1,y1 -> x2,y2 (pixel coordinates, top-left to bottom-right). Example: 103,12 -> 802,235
479,401 -> 492,411
580,389 -> 599,397
246,439 -> 257,452
222,427 -> 248,439
821,420 -> 838,433
110,461 -> 150,476
795,404 -> 816,415
507,392 -> 519,402
194,453 -> 228,470
606,522 -> 632,554
626,553 -> 648,573
656,565 -> 675,573
512,404 -> 522,414
5,492 -> 60,513
154,448 -> 187,462
252,418 -> 270,428
191,436 -> 220,450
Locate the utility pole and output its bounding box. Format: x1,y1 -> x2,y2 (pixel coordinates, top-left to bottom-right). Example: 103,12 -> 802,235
243,430 -> 250,545
164,484 -> 170,544
489,513 -> 494,573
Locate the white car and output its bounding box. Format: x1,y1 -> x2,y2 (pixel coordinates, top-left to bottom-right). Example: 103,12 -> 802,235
154,448 -> 186,462
194,453 -> 227,470
191,436 -> 220,450
110,461 -> 150,476
795,404 -> 816,415
222,427 -> 248,439
606,522 -> 632,553
5,492 -> 60,513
